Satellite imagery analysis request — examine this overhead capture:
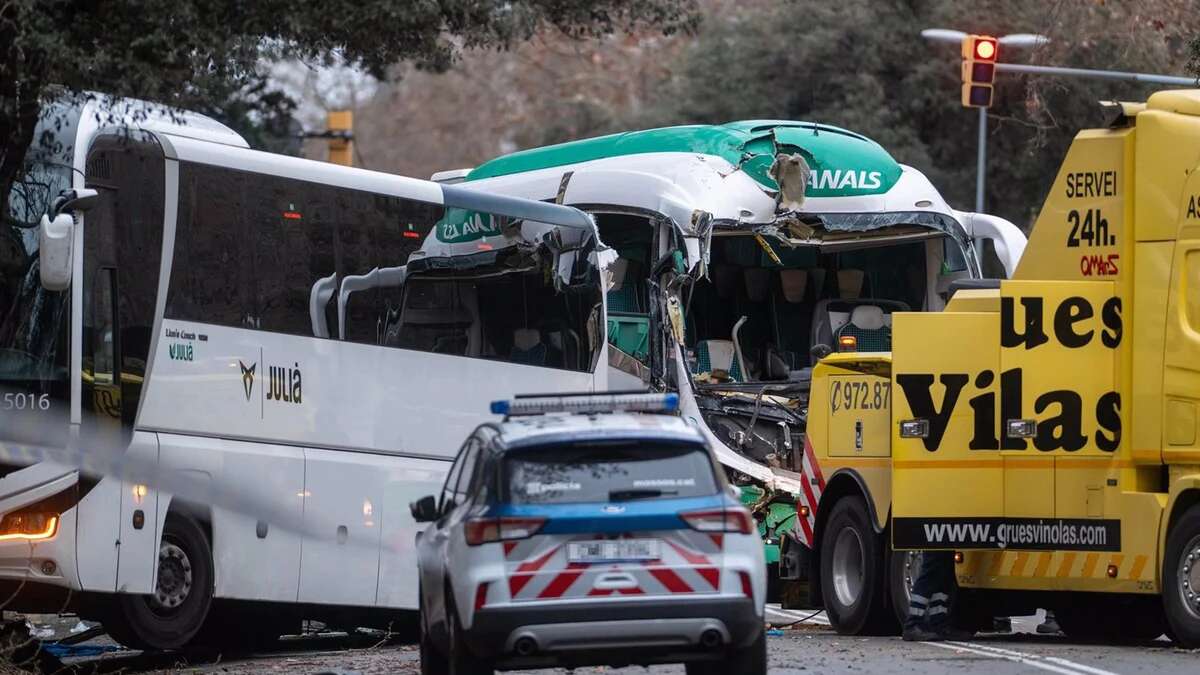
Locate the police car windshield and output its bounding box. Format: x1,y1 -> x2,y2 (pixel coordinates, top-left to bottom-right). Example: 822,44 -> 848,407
502,440 -> 719,505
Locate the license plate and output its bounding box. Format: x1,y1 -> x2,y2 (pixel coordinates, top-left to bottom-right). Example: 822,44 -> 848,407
567,539 -> 661,562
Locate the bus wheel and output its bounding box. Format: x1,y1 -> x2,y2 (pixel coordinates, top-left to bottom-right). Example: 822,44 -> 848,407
819,496 -> 895,635
111,515 -> 214,650
1165,504 -> 1200,647
887,550 -> 921,627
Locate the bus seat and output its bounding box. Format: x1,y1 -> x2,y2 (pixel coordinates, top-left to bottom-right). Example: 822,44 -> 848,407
695,339 -> 744,381
810,298 -> 909,355
838,269 -> 865,299
744,267 -> 771,303
511,328 -> 548,366
836,304 -> 891,351
606,258 -> 645,313
780,269 -> 808,303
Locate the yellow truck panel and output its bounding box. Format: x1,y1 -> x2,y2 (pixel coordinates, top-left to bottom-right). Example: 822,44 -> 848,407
804,90 -> 1200,645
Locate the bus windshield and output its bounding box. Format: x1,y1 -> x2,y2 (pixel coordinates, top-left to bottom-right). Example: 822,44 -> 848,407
1,157 -> 72,400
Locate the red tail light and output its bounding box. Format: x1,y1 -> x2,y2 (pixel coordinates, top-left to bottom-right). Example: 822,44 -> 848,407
680,508 -> 754,534
474,582 -> 490,611
464,517 -> 546,546
738,571 -> 753,598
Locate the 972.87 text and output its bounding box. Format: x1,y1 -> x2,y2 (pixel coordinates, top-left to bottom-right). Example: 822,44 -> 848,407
830,380 -> 890,414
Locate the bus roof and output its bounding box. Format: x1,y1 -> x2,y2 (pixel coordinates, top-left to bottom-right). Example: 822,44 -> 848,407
466,120 -> 904,200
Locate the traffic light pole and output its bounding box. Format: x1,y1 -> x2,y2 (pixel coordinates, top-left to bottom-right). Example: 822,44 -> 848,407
976,107 -> 987,212
995,63 -> 1195,86
972,63 -> 1193,213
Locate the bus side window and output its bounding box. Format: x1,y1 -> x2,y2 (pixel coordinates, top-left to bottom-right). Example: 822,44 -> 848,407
166,163 -> 253,329
246,175 -> 336,337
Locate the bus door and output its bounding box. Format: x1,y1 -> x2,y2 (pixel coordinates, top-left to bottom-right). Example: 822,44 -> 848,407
891,311 -> 1003,551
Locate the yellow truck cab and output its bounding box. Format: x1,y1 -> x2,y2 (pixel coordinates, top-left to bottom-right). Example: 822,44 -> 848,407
803,89 -> 1200,645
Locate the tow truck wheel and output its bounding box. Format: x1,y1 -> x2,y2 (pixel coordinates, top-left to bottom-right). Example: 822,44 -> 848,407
819,496 -> 895,635
107,514 -> 214,650
1165,504 -> 1200,647
887,550 -> 922,627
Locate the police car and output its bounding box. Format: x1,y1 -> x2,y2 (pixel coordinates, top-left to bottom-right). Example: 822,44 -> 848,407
411,392 -> 767,675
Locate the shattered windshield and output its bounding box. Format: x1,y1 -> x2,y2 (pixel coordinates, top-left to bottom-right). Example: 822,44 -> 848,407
0,102 -> 78,405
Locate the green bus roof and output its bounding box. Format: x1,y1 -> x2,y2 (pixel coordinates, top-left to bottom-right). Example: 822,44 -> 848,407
466,121 -> 904,198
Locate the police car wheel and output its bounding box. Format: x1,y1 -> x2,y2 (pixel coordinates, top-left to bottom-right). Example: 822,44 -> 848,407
445,590 -> 492,675
685,627 -> 766,675
819,496 -> 894,635
1165,505 -> 1200,647
419,586 -> 448,675
109,515 -> 214,650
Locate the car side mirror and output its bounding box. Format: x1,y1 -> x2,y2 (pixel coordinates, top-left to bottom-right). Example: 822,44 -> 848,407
410,495 -> 438,523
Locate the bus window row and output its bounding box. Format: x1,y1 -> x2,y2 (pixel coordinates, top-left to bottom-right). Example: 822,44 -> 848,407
165,161 -> 599,373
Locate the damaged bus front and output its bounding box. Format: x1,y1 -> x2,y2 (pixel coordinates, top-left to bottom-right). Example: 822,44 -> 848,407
436,121 -> 1026,590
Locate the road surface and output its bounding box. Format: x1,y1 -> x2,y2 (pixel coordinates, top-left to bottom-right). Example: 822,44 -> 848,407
47,607 -> 1200,674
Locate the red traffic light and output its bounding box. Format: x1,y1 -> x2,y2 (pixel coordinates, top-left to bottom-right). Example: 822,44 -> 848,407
961,35 -> 999,63
974,38 -> 997,61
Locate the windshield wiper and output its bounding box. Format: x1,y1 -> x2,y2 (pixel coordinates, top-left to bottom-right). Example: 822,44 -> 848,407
608,488 -> 677,502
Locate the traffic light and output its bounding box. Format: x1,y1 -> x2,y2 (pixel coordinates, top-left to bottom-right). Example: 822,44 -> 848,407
961,34 -> 998,108
327,110 -> 354,167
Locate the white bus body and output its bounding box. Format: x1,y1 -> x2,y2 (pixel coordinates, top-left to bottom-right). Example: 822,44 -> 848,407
0,95 -> 607,648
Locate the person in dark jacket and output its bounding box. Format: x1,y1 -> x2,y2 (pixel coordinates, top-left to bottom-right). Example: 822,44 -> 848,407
902,551 -> 973,641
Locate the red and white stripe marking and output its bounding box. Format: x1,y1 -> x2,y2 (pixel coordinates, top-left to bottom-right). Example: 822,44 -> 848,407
505,533 -> 722,601
795,435 -> 826,547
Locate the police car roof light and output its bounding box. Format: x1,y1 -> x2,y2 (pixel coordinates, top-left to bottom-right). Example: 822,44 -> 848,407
490,391 -> 679,416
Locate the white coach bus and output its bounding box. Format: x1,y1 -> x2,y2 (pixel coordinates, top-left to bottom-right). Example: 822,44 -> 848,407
0,95 -> 607,649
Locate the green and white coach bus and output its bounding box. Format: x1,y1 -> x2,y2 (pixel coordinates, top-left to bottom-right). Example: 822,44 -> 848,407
433,121 -> 1027,611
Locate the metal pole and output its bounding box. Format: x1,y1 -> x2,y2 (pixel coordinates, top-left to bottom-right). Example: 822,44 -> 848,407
976,107 -> 986,212
995,62 -> 1196,86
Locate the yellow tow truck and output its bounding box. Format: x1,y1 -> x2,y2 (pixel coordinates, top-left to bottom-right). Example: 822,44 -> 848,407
798,89 -> 1200,645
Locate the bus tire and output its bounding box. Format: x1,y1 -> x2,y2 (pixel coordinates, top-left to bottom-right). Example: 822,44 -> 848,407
819,496 -> 895,635
110,514 -> 214,650
1164,503 -> 1200,647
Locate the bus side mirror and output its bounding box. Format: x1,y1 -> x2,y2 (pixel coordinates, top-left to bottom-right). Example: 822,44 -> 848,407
39,188 -> 98,291
410,495 -> 438,523
39,213 -> 75,291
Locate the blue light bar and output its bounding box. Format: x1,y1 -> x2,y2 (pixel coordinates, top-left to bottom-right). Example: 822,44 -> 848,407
490,392 -> 679,417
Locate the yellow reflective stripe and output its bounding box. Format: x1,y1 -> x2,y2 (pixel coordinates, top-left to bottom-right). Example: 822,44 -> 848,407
1010,552 -> 1030,577
1082,553 -> 1099,578
1056,552 -> 1078,578
1128,555 -> 1148,581
987,552 -> 1005,577
1033,552 -> 1053,577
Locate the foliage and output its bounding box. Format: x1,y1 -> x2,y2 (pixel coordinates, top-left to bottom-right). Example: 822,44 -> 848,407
0,0 -> 698,221
630,0 -> 1198,229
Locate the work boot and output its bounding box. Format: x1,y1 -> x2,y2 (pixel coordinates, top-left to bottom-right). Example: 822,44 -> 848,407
1036,611 -> 1061,635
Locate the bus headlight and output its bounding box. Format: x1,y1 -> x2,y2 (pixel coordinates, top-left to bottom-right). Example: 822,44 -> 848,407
0,513 -> 59,541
